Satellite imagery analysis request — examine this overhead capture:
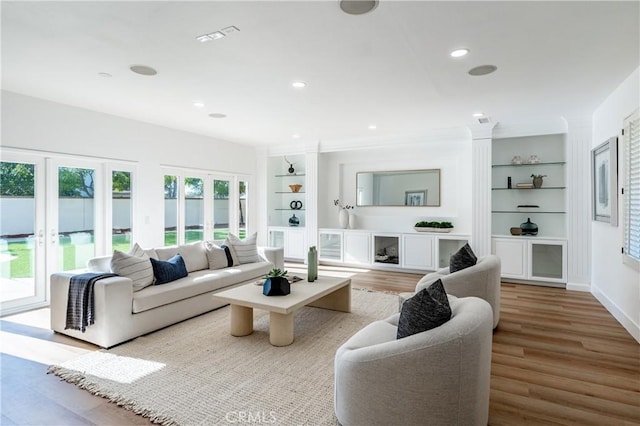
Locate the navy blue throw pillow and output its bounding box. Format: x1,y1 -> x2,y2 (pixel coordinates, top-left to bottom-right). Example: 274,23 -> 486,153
397,279 -> 452,339
150,254 -> 188,285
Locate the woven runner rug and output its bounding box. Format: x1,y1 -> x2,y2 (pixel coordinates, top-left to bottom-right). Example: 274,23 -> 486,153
48,289 -> 399,425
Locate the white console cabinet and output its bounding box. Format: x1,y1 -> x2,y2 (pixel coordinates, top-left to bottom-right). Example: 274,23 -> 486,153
319,229 -> 469,272
492,237 -> 567,285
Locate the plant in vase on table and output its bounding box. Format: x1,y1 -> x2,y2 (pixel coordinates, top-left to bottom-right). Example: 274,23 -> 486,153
414,221 -> 454,233
334,199 -> 353,229
263,268 -> 290,296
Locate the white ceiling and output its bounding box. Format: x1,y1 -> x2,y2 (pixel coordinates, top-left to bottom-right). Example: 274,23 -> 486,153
2,1 -> 639,148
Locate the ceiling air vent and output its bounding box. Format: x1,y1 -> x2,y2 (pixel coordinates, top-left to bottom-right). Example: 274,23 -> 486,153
477,117 -> 492,124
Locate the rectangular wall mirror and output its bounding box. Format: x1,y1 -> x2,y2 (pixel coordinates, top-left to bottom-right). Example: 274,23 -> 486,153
356,169 -> 441,207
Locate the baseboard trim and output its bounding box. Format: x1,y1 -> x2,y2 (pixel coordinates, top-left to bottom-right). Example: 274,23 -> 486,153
591,286 -> 640,343
566,282 -> 591,292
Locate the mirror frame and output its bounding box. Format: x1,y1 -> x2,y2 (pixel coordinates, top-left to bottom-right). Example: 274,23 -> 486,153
355,168 -> 441,207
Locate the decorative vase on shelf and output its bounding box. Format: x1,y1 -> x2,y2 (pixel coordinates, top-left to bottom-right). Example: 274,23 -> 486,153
338,209 -> 349,229
348,212 -> 356,229
307,246 -> 318,282
532,176 -> 543,188
289,214 -> 300,227
520,218 -> 538,236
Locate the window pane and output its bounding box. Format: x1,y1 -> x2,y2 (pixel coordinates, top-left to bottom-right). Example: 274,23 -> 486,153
185,177 -> 203,243
164,175 -> 178,245
213,179 -> 230,240
112,170 -> 132,252
58,166 -> 95,271
624,111 -> 640,265
239,180 -> 247,239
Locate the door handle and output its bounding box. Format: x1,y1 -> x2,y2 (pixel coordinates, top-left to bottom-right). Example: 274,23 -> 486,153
37,229 -> 44,246
50,229 -> 57,244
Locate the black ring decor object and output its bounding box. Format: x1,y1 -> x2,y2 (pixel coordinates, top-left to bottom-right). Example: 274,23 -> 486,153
290,200 -> 303,210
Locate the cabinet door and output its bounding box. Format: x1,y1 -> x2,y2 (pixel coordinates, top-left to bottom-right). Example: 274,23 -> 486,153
402,235 -> 435,270
492,239 -> 527,279
528,240 -> 567,283
344,232 -> 370,264
268,229 -> 285,248
319,231 -> 343,262
286,229 -> 306,260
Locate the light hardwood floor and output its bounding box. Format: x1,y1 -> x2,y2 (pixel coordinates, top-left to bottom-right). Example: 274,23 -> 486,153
1,265 -> 638,425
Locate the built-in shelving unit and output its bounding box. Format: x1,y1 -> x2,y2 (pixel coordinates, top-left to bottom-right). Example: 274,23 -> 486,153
267,155 -> 307,260
491,134 -> 568,285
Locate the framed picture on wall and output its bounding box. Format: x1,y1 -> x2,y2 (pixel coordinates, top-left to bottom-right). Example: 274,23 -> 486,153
404,190 -> 426,206
591,136 -> 618,225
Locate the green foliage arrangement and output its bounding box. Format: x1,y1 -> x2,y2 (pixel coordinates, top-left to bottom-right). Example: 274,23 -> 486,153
414,221 -> 454,229
266,268 -> 288,278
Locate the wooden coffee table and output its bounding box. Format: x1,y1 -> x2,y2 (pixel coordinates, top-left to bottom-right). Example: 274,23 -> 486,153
212,275 -> 351,346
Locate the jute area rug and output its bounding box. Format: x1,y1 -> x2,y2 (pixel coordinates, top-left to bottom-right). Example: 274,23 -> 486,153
48,289 -> 399,425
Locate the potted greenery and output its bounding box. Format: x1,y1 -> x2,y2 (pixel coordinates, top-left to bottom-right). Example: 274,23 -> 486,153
414,221 -> 454,233
263,268 -> 291,296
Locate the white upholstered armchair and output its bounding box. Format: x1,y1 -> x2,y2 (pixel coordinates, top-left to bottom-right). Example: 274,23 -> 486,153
403,255 -> 501,328
334,296 -> 493,426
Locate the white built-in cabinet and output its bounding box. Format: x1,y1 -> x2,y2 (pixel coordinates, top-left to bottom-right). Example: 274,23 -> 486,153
402,234 -> 435,270
492,237 -> 567,285
343,231 -> 371,264
320,229 -> 469,272
268,227 -> 306,260
491,134 -> 568,285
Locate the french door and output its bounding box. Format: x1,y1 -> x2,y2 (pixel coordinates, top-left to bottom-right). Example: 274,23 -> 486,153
1,153 -> 108,315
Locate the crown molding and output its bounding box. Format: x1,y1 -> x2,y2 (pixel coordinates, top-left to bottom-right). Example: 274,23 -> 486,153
492,118 -> 568,139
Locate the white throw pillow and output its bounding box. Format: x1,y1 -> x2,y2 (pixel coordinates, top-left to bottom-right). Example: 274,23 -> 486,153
110,243 -> 154,291
224,233 -> 263,265
204,241 -> 230,270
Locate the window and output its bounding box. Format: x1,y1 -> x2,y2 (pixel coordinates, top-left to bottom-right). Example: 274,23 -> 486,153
623,109 -> 640,269
112,169 -> 133,252
164,175 -> 179,245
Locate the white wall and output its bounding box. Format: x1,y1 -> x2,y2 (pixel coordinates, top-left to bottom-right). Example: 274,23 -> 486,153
591,67 -> 640,342
1,91 -> 257,249
318,137 -> 473,234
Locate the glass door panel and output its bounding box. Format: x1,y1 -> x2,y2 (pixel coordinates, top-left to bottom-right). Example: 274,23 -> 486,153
164,175 -> 178,245
0,160 -> 43,308
239,180 -> 247,238
57,166 -> 95,271
112,170 -> 132,252
531,243 -> 564,280
184,177 -> 204,243
213,179 -> 230,240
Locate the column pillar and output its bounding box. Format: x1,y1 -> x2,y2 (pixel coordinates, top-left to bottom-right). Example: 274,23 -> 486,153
469,123 -> 497,257
565,117 -> 592,291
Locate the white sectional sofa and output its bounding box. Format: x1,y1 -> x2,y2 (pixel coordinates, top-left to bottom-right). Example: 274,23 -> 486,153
50,241 -> 284,348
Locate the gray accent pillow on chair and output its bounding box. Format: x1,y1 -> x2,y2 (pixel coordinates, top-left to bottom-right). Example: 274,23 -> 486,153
449,243 -> 477,273
397,279 -> 452,339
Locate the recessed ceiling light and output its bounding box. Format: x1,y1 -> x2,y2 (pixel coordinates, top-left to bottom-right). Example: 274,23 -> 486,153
292,134 -> 300,139
450,48 -> 469,58
98,72 -> 112,78
193,102 -> 205,108
208,31 -> 225,40
221,26 -> 240,35
468,65 -> 497,76
472,112 -> 484,117
368,125 -> 377,130
129,65 -> 157,76
208,113 -> 227,119
292,81 -> 307,89
340,0 -> 378,15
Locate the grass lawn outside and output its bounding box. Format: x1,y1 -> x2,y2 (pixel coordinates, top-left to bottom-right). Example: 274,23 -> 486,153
3,228 -> 245,279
